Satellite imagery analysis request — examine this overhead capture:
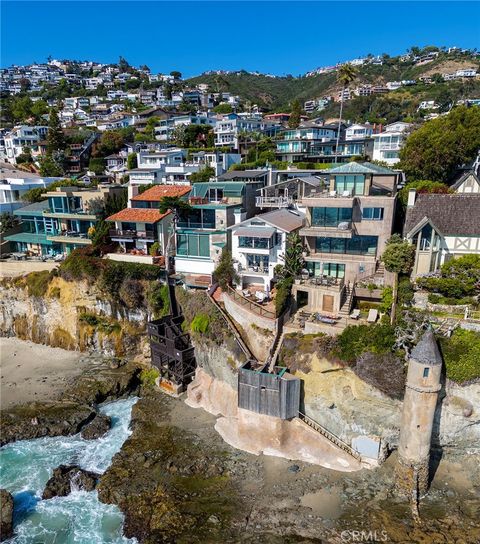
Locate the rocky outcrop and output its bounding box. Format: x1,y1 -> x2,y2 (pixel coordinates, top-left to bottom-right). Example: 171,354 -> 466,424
186,368 -> 237,417
0,359 -> 141,446
0,401 -> 95,446
80,413 -> 111,440
0,277 -> 149,358
42,465 -> 99,499
0,489 -> 13,542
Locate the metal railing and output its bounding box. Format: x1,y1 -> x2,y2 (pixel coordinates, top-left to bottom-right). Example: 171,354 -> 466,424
298,412 -> 361,461
295,275 -> 345,290
226,285 -> 276,319
256,196 -> 293,207
109,229 -> 156,240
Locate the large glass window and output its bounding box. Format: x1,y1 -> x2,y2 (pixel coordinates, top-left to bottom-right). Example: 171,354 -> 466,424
246,254 -> 269,270
306,262 -> 345,278
176,233 -> 210,257
238,236 -> 272,249
419,224 -> 433,250
315,236 -> 378,255
362,207 -> 384,220
334,175 -> 365,195
177,208 -> 215,229
311,207 -> 352,227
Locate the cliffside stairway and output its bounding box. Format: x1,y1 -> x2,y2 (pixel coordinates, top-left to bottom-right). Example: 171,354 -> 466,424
298,412 -> 361,461
338,284 -> 355,319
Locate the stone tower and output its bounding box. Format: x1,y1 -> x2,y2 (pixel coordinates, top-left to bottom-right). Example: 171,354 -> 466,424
396,329 -> 442,497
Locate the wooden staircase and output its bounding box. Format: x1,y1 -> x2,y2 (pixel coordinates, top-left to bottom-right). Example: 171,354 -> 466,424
338,284 -> 355,318
298,412 -> 361,461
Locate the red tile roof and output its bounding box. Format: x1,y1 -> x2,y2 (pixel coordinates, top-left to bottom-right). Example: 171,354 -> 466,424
131,185 -> 191,202
106,208 -> 171,224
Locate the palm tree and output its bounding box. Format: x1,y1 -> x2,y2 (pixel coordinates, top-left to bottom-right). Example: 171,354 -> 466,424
334,64 -> 358,163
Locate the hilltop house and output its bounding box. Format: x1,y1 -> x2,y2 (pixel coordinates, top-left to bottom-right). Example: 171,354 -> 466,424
106,184 -> 191,264
404,189 -> 480,278
292,162 -> 399,315
5,184 -> 124,256
230,208 -> 305,290
1,125 -> 48,164
174,180 -> 264,287
214,114 -> 280,149
128,149 -> 187,185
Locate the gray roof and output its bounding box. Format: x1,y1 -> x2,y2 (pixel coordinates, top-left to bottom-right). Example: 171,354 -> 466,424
254,209 -> 305,232
13,200 -> 49,216
218,170 -> 267,181
410,330 -> 442,366
0,165 -> 41,180
404,194 -> 480,237
328,162 -> 395,175
233,226 -> 276,238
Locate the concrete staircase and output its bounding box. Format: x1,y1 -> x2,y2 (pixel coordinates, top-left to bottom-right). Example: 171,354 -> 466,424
298,412 -> 361,461
338,284 -> 355,318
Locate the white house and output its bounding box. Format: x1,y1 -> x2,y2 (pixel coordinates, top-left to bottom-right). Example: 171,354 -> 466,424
214,115 -> 280,149
230,208 -> 305,290
345,123 -> 374,141
418,101 -> 439,111
2,125 -> 48,164
128,148 -> 187,185
372,122 -> 411,165
0,166 -> 61,213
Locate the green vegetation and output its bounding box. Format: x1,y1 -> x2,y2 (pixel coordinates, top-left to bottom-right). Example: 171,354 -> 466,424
79,313 -> 121,334
416,255 -> 480,299
333,323 -> 397,364
0,212 -> 19,233
212,103 -> 233,114
146,282 -> 170,317
212,250 -> 238,290
398,180 -> 452,208
288,99 -> 302,128
189,165 -> 215,183
275,277 -> 293,317
139,367 -> 160,387
399,106 -> 480,182
190,314 -> 210,333
382,234 -> 415,324
439,328 -> 480,383
25,270 -> 52,297
88,157 -> 106,175
428,293 -> 475,306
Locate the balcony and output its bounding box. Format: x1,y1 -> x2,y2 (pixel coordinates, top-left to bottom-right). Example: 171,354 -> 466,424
47,231 -> 92,245
294,274 -> 345,292
256,196 -> 293,208
300,222 -> 353,238
109,229 -> 156,241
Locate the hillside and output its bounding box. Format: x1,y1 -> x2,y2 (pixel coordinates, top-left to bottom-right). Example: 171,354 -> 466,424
186,52 -> 480,120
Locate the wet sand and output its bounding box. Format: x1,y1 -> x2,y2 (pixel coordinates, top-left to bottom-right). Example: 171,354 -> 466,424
0,338 -> 88,409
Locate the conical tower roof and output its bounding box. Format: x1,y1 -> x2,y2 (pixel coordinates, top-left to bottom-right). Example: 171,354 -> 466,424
410,329 -> 443,366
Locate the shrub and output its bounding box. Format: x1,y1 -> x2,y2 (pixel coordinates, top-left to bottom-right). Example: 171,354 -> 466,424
428,293 -> 475,306
190,314 -> 210,333
149,242 -> 160,256
147,283 -> 170,317
398,277 -> 415,306
275,277 -> 293,317
79,313 -> 120,334
439,329 -> 480,384
25,270 -> 51,297
333,323 -> 397,364
139,367 -> 160,387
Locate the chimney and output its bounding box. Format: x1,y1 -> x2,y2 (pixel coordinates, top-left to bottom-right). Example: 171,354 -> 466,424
407,189 -> 417,207
128,184 -> 140,207
234,208 -> 247,225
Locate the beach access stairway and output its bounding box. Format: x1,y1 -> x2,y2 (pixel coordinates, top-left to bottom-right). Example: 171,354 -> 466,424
298,412 -> 361,461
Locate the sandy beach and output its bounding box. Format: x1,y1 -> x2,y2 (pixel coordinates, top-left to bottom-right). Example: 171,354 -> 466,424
0,337 -> 88,409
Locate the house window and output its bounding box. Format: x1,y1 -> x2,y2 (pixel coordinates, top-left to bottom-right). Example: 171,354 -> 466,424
334,175 -> 365,196
315,236 -> 378,255
306,262 -> 345,278
238,236 -> 272,249
311,207 -> 352,227
176,233 -> 210,257
420,224 -> 433,250
246,254 -> 269,271
423,368 -> 430,378
208,188 -> 224,202
363,207 -> 384,221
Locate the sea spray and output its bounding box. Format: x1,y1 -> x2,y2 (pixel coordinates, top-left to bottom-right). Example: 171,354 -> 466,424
0,397 -> 138,543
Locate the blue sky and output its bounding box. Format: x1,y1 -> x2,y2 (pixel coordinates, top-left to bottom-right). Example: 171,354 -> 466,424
1,1 -> 479,76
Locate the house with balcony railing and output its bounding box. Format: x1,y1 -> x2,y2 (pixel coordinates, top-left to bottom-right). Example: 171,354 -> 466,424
372,122 -> 411,165
293,162 -> 399,315
106,184 -> 191,264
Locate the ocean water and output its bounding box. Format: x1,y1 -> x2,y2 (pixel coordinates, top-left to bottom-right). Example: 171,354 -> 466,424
0,397 -> 138,544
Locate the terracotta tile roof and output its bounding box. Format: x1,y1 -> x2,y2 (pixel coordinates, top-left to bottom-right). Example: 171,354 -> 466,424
131,185 -> 191,202
106,208 -> 170,224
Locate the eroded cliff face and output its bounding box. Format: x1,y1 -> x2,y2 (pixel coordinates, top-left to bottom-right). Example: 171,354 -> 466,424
0,277 -> 149,358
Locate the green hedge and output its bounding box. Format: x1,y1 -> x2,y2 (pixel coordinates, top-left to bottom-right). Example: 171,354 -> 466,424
333,323 -> 397,364
439,329 -> 480,384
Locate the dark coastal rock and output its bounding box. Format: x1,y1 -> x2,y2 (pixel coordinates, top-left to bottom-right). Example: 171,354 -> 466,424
42,465 -> 99,500
0,402 -> 95,446
0,489 -> 13,542
81,414 -> 111,440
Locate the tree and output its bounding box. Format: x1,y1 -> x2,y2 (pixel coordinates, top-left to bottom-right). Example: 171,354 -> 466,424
39,154 -> 65,177
170,71 -> 182,80
88,158 -> 106,175
213,250 -> 238,289
334,64 -> 358,163
288,99 -> 302,128
94,130 -> 125,157
398,180 -> 452,208
189,165 -> 215,183
381,235 -> 415,325
31,100 -> 49,122
278,232 -> 305,278
0,212 -> 19,233
399,106 -> 480,182
213,103 -> 233,114
46,108 -> 66,154
127,152 -> 137,169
